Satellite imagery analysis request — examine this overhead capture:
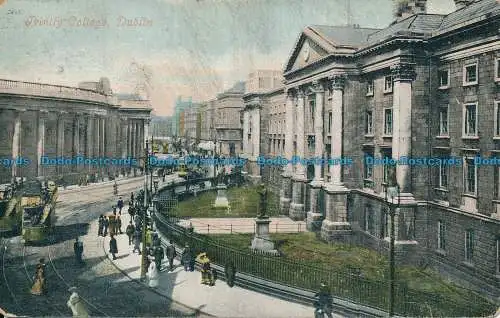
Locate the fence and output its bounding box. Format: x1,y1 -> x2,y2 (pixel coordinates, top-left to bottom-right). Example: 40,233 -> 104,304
154,212 -> 496,317
176,219 -> 306,234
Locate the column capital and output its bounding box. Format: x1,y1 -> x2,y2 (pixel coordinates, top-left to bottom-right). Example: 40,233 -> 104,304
311,80 -> 325,93
390,62 -> 417,82
296,87 -> 306,98
328,74 -> 346,91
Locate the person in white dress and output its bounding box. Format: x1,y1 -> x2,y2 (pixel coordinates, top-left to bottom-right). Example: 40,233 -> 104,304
67,287 -> 89,317
147,261 -> 159,288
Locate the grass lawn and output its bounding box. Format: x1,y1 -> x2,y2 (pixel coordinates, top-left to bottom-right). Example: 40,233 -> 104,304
172,185 -> 267,218
209,232 -> 495,315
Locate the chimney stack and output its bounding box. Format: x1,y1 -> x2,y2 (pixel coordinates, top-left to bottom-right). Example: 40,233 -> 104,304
394,0 -> 427,22
454,0 -> 476,10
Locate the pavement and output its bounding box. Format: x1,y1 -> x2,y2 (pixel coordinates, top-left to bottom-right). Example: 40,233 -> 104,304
103,210 -> 318,318
178,217 -> 307,234
58,175 -> 145,193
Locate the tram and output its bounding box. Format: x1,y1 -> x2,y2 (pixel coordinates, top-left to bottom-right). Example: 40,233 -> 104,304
0,183 -> 22,235
21,180 -> 58,243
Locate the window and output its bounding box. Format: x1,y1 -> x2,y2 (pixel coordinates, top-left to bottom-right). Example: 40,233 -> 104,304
465,229 -> 474,262
438,69 -> 450,89
439,160 -> 448,188
307,135 -> 315,153
495,58 -> 500,82
439,106 -> 449,136
438,221 -> 446,250
364,206 -> 374,235
382,149 -> 392,184
497,238 -> 500,274
463,63 -> 478,86
384,76 -> 393,93
309,99 -> 315,127
495,101 -> 500,137
366,80 -> 374,96
464,157 -> 477,194
381,210 -> 388,239
463,103 -> 478,137
364,151 -> 374,180
496,166 -> 500,199
384,109 -> 393,135
328,112 -> 332,133
365,111 -> 373,135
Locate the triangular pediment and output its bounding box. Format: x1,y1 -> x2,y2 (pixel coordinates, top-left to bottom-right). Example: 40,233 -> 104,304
284,28 -> 335,73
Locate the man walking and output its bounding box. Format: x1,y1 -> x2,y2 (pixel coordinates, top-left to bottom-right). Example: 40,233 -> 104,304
153,244 -> 164,271
98,215 -> 104,236
181,244 -> 194,272
165,240 -> 177,272
117,215 -> 123,234
103,216 -> 109,237
74,237 -> 84,265
117,197 -> 124,214
126,221 -> 135,245
133,229 -> 141,254
109,234 -> 118,260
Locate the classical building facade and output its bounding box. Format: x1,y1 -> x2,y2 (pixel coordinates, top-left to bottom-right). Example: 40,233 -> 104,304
0,78 -> 152,185
171,96 -> 194,137
270,0 -> 499,298
214,81 -> 245,156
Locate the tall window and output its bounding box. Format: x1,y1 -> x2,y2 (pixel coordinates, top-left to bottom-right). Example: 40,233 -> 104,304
497,238 -> 500,274
382,149 -> 392,184
439,160 -> 448,188
307,135 -> 315,153
438,69 -> 449,89
381,209 -> 388,239
464,157 -> 477,194
328,112 -> 332,133
495,166 -> 500,199
463,63 -> 478,86
496,58 -> 500,82
364,206 -> 374,235
364,151 -> 374,180
384,109 -> 393,135
384,76 -> 393,93
439,106 -> 449,136
495,101 -> 500,137
438,221 -> 446,250
465,229 -> 474,262
309,99 -> 315,127
463,103 -> 478,137
365,110 -> 373,135
367,80 -> 374,96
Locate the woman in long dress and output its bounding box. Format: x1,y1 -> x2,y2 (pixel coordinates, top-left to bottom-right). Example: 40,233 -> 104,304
147,261 -> 159,288
30,259 -> 46,295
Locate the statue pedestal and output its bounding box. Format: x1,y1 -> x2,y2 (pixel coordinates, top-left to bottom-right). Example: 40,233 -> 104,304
251,218 -> 279,256
213,183 -> 230,209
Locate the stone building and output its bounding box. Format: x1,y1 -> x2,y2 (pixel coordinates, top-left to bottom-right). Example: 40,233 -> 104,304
271,0 -> 499,298
150,116 -> 173,138
183,103 -> 200,149
0,77 -> 151,185
245,70 -> 283,94
171,96 -> 194,137
214,81 -> 246,156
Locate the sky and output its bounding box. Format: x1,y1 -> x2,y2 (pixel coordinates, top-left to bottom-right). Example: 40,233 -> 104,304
0,0 -> 455,116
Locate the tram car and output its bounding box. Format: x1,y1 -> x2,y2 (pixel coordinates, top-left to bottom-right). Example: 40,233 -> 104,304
0,183 -> 22,235
21,180 -> 58,243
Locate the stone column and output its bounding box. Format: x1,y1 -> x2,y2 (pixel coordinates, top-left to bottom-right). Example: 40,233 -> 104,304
280,89 -> 295,215
85,114 -> 94,175
307,80 -> 325,231
37,111 -> 47,177
321,75 -> 351,242
290,88 -> 307,220
248,105 -> 261,184
11,111 -> 21,179
144,119 -> 150,149
56,112 -> 65,175
242,110 -> 249,157
391,62 -> 416,202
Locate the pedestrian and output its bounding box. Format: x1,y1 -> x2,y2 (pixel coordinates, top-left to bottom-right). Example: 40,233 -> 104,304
146,228 -> 153,248
196,252 -> 213,285
31,258 -> 46,295
109,234 -> 118,260
165,240 -> 177,271
126,221 -> 135,245
153,244 -> 164,271
74,237 -> 84,265
108,215 -> 116,236
67,287 -> 89,317
128,203 -> 135,219
103,216 -> 109,236
133,230 -> 141,254
117,215 -> 123,234
182,244 -> 195,272
117,196 -> 124,214
130,192 -> 134,203
98,215 -> 104,236
147,262 -> 159,288
152,232 -> 160,247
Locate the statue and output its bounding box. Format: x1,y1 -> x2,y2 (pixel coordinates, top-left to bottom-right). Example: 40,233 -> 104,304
217,169 -> 226,185
257,184 -> 268,219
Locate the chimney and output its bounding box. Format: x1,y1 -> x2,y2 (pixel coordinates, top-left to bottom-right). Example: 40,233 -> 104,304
454,0 -> 475,10
394,0 -> 427,22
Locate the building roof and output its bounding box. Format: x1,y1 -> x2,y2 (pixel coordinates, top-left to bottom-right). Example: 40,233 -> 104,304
115,93 -> 145,101
366,14 -> 444,43
309,25 -> 381,48
224,81 -> 246,94
438,0 -> 499,31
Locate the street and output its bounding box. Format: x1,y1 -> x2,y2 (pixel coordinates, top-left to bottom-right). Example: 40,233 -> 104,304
0,175 -> 208,317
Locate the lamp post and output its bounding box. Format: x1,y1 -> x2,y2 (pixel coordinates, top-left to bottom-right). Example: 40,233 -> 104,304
383,179 -> 400,317
140,139 -> 149,280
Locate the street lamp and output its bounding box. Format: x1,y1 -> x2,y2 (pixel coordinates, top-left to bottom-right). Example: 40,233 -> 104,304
383,177 -> 400,317
140,139 -> 150,281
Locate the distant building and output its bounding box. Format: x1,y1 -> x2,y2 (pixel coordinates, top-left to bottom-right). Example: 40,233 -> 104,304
172,96 -> 194,136
183,103 -> 200,147
245,70 -> 283,94
150,116 -> 173,138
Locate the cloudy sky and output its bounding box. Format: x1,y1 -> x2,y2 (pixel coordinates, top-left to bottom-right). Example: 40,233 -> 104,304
0,0 -> 455,116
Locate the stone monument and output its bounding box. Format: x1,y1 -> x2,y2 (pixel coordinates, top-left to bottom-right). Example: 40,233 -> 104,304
251,184 -> 279,255
213,170 -> 230,209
